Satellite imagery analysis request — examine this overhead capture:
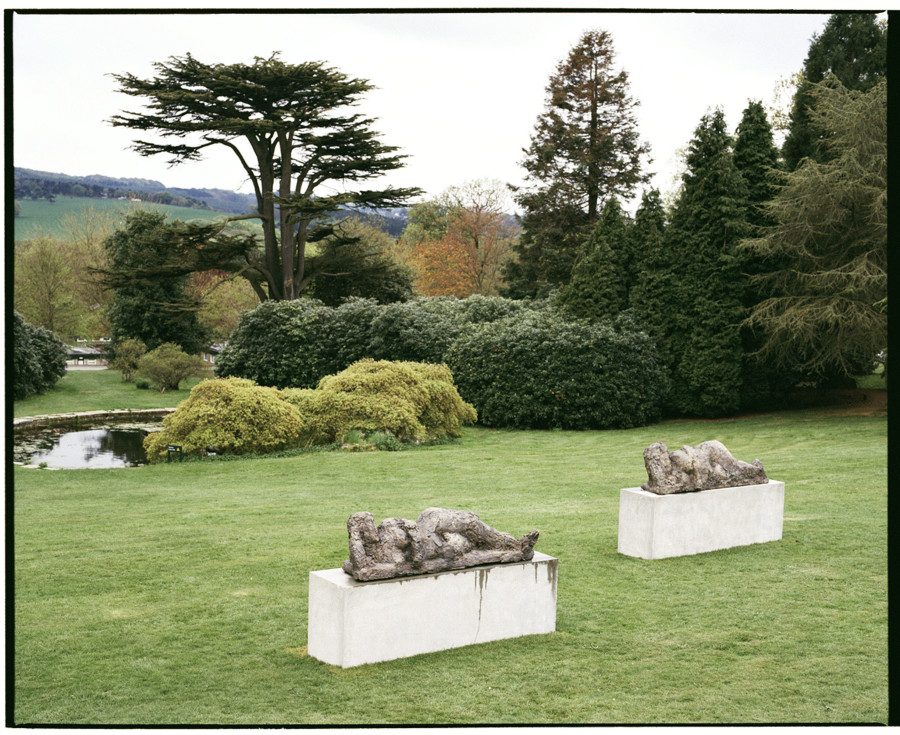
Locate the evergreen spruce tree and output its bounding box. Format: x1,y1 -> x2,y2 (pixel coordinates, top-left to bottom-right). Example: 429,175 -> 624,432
732,100 -> 794,406
782,13 -> 886,170
661,109 -> 749,417
733,101 -> 781,229
556,198 -> 630,321
503,29 -> 649,298
742,79 -> 886,382
628,189 -> 672,360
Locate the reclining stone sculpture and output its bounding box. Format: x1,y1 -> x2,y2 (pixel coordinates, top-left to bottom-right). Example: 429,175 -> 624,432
641,440 -> 769,495
342,507 -> 540,581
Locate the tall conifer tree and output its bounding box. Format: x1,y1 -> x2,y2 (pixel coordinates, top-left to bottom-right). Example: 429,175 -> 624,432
628,189 -> 671,358
556,198 -> 630,321
732,100 -> 791,405
742,80 -> 886,381
110,53 -> 421,302
660,109 -> 749,417
782,13 -> 886,170
503,29 -> 649,298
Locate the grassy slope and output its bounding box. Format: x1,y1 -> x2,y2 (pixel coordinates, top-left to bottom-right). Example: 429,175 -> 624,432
12,402 -> 887,724
14,369 -> 207,418
14,196 -> 230,240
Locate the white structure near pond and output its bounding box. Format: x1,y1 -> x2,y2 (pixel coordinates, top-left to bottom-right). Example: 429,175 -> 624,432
617,481 -> 785,560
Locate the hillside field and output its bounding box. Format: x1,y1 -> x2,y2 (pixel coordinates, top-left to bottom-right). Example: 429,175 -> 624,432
14,196 -> 233,240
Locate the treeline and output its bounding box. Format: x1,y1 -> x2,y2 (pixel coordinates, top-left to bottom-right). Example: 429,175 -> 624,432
14,175 -> 211,209
14,167 -> 411,234
14,14 -> 886,426
13,167 -> 258,213
495,15 -> 886,417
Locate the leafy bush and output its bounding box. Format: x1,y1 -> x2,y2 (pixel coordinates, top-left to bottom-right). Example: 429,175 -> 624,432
215,295 -> 669,431
135,378 -> 151,390
367,430 -> 404,452
283,360 -> 477,444
13,311 -> 67,400
143,377 -> 307,462
138,342 -> 209,392
446,310 -> 669,430
369,295 -> 538,365
215,299 -> 341,388
110,338 -> 147,382
331,298 -> 382,369
217,294 -> 542,388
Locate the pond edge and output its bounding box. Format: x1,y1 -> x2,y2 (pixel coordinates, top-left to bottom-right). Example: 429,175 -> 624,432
13,408 -> 177,435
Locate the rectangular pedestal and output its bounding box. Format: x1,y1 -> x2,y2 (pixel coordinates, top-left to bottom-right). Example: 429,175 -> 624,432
617,481 -> 784,560
308,552 -> 558,667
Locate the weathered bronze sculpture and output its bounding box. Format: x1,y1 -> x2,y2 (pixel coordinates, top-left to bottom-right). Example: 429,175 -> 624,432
342,507 -> 540,581
641,440 -> 768,495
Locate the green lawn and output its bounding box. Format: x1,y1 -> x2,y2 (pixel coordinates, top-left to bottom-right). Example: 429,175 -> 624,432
15,196 -> 231,240
12,402 -> 887,724
14,369 -> 207,418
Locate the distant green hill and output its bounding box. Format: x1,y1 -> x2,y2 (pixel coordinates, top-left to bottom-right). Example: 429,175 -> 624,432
13,167 -> 411,239
14,196 -> 233,241
14,166 -> 256,214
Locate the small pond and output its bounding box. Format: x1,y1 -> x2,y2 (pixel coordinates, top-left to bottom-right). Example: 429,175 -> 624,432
14,421 -> 162,469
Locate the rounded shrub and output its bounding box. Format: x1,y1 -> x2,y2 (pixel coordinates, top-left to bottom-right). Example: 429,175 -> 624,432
215,299 -> 343,388
445,310 -> 669,430
138,342 -> 209,392
110,338 -> 147,382
331,297 -> 381,368
143,377 -> 307,461
283,359 -> 477,444
368,295 -> 537,365
13,311 -> 67,400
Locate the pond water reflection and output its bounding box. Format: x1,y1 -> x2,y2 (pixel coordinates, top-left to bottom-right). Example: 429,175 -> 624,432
15,424 -> 157,469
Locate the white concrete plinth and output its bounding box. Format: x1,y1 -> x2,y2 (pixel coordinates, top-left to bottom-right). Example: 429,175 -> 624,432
307,552 -> 558,667
617,481 -> 785,560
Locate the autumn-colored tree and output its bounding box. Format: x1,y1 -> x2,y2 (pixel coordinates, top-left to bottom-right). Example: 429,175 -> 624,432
409,181 -> 518,298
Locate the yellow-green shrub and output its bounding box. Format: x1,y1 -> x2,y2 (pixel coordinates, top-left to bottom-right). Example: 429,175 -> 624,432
283,360 -> 477,443
143,377 -> 306,462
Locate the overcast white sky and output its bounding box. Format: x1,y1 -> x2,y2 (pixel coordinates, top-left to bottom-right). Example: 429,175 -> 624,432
12,6 -> 865,211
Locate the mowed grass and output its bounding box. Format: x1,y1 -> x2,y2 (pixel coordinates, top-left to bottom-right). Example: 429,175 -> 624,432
14,369 -> 207,418
15,196 -> 231,240
12,406 -> 886,725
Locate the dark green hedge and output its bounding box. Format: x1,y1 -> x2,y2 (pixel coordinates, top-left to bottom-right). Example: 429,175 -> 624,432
214,299 -> 339,389
13,311 -> 68,400
215,295 -> 539,388
445,310 -> 669,429
216,295 -> 668,430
